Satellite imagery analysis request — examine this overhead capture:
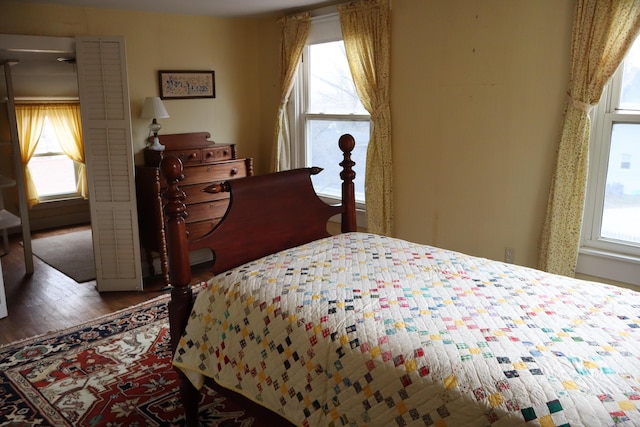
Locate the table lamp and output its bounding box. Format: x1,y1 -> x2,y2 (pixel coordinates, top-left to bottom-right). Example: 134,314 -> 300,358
141,96 -> 169,151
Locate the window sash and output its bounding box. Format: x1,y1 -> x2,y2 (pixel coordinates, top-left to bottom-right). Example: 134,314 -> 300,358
30,114 -> 81,200
304,115 -> 369,204
291,38 -> 370,209
582,77 -> 640,258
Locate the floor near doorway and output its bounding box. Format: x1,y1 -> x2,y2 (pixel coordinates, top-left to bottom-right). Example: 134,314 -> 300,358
0,224 -> 213,345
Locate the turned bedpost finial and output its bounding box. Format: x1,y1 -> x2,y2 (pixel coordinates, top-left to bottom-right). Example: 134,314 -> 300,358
160,157 -> 188,224
159,156 -> 192,291
339,134 -> 357,232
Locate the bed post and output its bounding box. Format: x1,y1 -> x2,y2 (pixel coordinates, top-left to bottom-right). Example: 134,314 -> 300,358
160,156 -> 200,426
339,134 -> 357,232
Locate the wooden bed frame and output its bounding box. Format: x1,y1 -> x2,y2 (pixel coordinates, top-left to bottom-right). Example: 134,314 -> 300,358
160,134 -> 358,426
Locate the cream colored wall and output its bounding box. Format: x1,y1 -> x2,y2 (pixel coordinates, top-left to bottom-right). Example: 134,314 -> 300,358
0,0 -> 266,165
390,0 -> 573,268
255,17 -> 282,173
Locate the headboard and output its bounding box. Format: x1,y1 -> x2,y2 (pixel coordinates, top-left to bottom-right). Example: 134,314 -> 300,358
161,133 -> 357,281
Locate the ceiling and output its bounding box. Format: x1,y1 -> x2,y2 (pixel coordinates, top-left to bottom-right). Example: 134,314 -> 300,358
0,35 -> 77,99
2,0 -> 333,99
15,0 -> 332,17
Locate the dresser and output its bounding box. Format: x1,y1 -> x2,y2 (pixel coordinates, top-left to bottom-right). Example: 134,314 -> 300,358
135,132 -> 253,285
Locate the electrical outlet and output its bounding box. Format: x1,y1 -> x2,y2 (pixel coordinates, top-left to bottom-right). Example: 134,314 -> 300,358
505,247 -> 515,263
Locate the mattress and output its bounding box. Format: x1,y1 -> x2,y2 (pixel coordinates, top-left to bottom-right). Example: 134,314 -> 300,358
173,232 -> 640,426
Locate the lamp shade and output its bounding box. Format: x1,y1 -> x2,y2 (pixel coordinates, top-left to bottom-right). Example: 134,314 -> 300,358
141,96 -> 169,119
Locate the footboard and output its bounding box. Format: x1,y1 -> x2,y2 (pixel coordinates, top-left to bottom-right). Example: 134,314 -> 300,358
160,134 -> 358,425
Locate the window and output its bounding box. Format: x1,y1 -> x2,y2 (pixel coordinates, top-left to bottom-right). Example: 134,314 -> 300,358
579,34 -> 640,284
290,14 -> 370,208
30,115 -> 80,200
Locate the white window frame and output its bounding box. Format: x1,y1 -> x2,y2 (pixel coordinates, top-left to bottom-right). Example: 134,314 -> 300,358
30,114 -> 82,202
288,12 -> 369,228
577,42 -> 640,286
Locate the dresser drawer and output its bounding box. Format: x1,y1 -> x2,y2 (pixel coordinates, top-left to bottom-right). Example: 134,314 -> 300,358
144,144 -> 235,166
158,159 -> 249,187
178,159 -> 250,186
144,147 -> 201,166
186,219 -> 222,241
202,145 -> 235,162
185,199 -> 229,223
165,148 -> 201,165
179,184 -> 230,205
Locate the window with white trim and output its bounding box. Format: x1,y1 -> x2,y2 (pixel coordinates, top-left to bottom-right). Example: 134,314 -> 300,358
30,115 -> 80,200
578,33 -> 640,285
289,14 -> 370,210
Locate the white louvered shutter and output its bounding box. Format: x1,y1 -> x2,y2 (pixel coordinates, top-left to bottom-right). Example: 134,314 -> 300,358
76,36 -> 143,291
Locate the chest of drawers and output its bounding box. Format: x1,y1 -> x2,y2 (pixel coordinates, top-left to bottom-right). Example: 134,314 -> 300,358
135,132 -> 253,285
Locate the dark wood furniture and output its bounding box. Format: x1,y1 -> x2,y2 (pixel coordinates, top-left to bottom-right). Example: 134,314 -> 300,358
161,134 -> 357,426
136,132 -> 253,286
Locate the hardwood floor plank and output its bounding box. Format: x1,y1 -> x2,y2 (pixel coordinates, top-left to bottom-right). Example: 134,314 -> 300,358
0,225 -> 214,346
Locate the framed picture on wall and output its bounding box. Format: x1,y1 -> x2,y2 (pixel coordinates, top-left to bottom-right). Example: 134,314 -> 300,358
158,70 -> 215,99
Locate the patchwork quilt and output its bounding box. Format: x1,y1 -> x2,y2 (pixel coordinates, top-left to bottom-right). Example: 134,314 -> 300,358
173,232 -> 640,426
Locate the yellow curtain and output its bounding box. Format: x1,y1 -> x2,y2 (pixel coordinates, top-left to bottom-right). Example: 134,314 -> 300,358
270,12 -> 311,172
15,104 -> 46,207
338,0 -> 392,236
539,0 -> 640,276
46,103 -> 88,199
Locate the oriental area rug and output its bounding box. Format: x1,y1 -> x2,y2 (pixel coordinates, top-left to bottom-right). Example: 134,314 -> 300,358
0,292 -> 264,426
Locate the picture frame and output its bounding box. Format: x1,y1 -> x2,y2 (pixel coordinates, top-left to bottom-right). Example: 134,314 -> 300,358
158,70 -> 215,99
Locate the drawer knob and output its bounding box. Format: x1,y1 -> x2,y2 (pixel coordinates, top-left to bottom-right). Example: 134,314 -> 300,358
205,152 -> 213,158
189,153 -> 197,159
230,167 -> 238,175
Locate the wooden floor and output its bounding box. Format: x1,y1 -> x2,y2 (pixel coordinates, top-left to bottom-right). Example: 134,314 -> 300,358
0,225 -> 214,345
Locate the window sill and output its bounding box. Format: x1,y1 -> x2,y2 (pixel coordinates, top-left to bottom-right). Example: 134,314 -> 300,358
32,194 -> 84,205
576,247 -> 640,287
319,196 -> 367,230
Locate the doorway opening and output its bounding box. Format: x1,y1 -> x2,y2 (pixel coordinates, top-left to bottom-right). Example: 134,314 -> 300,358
0,34 -> 90,232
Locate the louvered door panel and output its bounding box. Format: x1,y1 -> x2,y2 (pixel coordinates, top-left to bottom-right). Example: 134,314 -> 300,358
76,36 -> 143,291
95,210 -> 139,280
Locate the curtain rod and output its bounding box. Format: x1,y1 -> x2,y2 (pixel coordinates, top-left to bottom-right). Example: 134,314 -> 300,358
287,1 -> 344,18
13,97 -> 79,103
310,6 -> 339,18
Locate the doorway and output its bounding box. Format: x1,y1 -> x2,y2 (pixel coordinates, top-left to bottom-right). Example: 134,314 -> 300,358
2,34 -> 144,292
0,35 -> 91,258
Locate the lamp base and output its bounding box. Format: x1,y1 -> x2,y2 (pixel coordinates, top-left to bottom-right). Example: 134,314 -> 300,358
148,136 -> 165,151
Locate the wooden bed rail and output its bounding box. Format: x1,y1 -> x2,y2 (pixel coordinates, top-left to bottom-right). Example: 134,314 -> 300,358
160,133 -> 357,425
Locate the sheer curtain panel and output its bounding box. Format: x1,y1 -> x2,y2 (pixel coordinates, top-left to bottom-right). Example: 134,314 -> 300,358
15,104 -> 45,207
338,0 -> 392,236
271,13 -> 311,172
539,0 -> 640,276
46,103 -> 88,199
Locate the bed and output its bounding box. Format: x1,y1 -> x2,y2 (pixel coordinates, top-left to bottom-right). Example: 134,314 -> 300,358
161,134 -> 640,427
